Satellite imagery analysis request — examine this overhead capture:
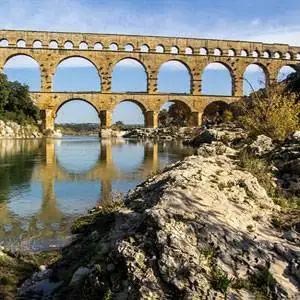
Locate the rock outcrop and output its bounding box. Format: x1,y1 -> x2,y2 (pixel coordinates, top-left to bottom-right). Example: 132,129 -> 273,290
0,120 -> 43,139
19,138 -> 300,299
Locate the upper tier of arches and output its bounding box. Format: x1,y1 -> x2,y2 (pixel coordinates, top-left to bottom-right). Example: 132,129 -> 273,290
1,30 -> 300,60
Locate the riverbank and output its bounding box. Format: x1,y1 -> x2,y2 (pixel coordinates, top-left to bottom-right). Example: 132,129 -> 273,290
0,120 -> 43,139
9,125 -> 299,300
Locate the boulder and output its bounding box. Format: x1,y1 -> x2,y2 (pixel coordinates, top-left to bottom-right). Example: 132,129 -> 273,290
249,134 -> 274,156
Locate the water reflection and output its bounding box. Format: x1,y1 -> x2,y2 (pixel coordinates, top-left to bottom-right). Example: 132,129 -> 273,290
0,137 -> 192,251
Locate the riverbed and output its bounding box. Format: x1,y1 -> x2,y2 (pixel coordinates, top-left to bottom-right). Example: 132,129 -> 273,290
0,136 -> 193,252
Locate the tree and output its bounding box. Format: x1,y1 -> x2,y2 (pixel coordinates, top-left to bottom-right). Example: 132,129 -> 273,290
0,73 -> 40,123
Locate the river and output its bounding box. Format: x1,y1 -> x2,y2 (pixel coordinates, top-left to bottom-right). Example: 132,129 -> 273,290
0,136 -> 193,252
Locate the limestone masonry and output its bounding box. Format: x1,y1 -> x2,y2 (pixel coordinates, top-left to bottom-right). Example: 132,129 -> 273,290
1,29 -> 299,130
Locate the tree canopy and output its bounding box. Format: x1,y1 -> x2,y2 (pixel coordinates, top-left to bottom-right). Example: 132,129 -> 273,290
0,73 -> 40,124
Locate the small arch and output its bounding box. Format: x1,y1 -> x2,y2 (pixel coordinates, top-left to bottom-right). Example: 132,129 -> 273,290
171,46 -> 179,54
263,51 -> 271,58
214,48 -> 222,56
94,42 -> 103,50
64,41 -> 73,49
158,60 -> 192,93
159,100 -> 192,127
79,42 -> 88,50
200,47 -> 208,55
185,47 -> 193,55
109,42 -> 118,51
113,100 -> 146,126
252,50 -> 259,57
156,45 -> 164,53
0,39 -> 8,47
228,49 -> 235,56
112,58 -> 147,92
140,44 -> 149,53
277,65 -> 297,82
202,101 -> 230,126
297,53 -> 300,60
274,51 -> 282,59
32,40 -> 42,48
49,40 -> 58,48
4,54 -> 41,91
124,43 -> 134,52
202,62 -> 233,96
17,39 -> 26,48
285,52 -> 292,60
243,64 -> 268,95
240,49 -> 248,57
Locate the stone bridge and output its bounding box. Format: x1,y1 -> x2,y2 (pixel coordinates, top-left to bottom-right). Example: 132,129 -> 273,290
1,29 -> 300,129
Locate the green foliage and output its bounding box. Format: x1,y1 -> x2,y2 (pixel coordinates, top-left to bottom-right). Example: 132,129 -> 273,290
210,266 -> 231,295
158,102 -> 193,127
0,73 -> 40,124
240,84 -> 300,141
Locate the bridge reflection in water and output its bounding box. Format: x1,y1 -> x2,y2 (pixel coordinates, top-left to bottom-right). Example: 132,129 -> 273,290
0,137 -> 191,250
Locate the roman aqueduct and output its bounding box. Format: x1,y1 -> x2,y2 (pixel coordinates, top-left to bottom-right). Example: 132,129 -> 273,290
0,29 -> 299,129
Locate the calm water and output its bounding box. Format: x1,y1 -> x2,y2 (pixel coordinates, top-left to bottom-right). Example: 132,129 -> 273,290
0,136 -> 193,251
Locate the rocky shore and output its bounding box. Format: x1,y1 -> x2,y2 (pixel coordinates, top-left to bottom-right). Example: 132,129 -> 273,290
0,120 -> 43,139
11,125 -> 299,300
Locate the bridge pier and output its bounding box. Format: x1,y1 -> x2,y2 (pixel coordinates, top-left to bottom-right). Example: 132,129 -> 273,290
192,111 -> 203,127
145,111 -> 158,128
99,110 -> 112,129
41,109 -> 55,132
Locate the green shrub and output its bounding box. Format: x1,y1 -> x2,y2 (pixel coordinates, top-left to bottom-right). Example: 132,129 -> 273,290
239,85 -> 300,141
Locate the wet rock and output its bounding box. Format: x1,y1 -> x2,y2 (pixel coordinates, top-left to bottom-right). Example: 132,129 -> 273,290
283,230 -> 300,243
70,267 -> 90,285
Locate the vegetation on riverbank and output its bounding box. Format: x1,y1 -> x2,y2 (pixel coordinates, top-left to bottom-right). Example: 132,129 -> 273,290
0,74 -> 40,125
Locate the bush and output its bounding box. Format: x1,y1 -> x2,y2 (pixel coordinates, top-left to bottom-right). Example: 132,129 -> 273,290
240,85 -> 300,141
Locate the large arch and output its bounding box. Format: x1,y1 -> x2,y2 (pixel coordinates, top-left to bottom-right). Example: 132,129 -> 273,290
201,62 -> 233,96
3,54 -> 41,91
243,63 -> 268,95
53,57 -> 101,92
159,100 -> 192,127
55,98 -> 100,125
158,60 -> 191,93
277,65 -> 297,82
202,100 -> 231,125
112,99 -> 146,126
112,58 -> 147,92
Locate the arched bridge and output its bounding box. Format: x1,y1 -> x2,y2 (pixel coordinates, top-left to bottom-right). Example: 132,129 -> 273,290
1,29 -> 299,129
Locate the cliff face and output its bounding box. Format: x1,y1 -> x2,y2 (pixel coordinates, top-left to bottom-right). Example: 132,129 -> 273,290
0,120 -> 43,139
18,129 -> 300,300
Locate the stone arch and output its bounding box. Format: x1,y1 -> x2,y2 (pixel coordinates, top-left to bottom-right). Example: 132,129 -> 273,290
17,39 -> 26,48
202,100 -> 231,125
285,52 -> 292,60
157,60 -> 192,93
54,98 -> 100,116
3,53 -> 41,91
185,47 -> 193,55
200,47 -> 208,55
240,49 -> 248,57
201,62 -> 233,96
64,41 -> 73,49
274,51 -> 282,59
53,56 -> 101,92
79,41 -> 88,50
263,50 -> 271,58
156,45 -> 164,53
49,40 -> 58,48
228,49 -> 236,56
171,46 -> 179,54
0,39 -> 8,47
94,42 -> 103,50
124,43 -> 134,52
33,40 -> 42,48
214,48 -> 222,56
243,63 -> 269,95
252,50 -> 259,57
109,42 -> 118,51
140,44 -> 149,52
159,99 -> 193,127
112,99 -> 147,125
111,58 -> 148,92
277,64 -> 297,82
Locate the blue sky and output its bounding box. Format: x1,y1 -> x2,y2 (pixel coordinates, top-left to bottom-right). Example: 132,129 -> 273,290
1,0 -> 299,124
